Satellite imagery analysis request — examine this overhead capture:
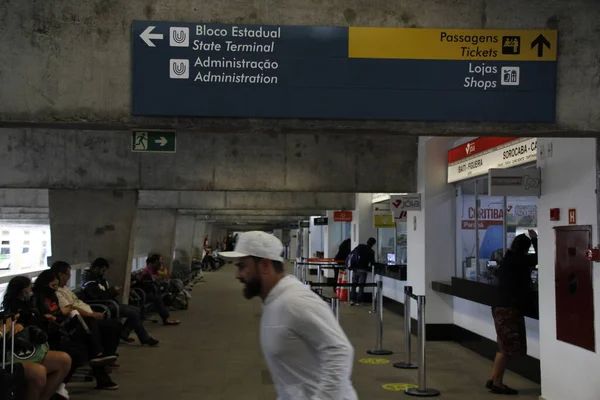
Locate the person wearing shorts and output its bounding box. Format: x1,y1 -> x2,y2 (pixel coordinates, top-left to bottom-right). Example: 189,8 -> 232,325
487,230 -> 537,395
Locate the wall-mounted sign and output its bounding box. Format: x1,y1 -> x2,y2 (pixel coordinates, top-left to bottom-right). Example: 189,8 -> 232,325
132,21 -> 557,122
333,211 -> 353,222
447,137 -> 538,183
374,213 -> 395,228
300,221 -> 310,228
132,130 -> 176,153
390,194 -> 422,213
488,168 -> 541,196
569,209 -> 577,225
314,217 -> 328,226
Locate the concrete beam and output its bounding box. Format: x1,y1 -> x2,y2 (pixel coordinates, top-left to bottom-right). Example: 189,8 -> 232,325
1,0 -> 599,136
140,191 -> 354,210
181,210 -> 322,217
0,189 -> 48,208
0,128 -> 417,192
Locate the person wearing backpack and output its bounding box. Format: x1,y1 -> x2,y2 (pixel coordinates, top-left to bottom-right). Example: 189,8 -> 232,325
348,237 -> 376,306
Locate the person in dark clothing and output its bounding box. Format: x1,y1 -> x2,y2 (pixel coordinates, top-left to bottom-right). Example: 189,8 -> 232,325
137,254 -> 180,326
487,230 -> 538,395
226,233 -> 235,252
82,258 -> 159,346
333,238 -> 352,292
349,237 -> 376,305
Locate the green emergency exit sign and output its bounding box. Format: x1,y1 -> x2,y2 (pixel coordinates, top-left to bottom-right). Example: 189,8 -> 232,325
131,130 -> 176,153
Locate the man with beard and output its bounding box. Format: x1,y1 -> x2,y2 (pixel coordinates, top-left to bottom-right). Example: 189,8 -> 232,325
220,231 -> 358,400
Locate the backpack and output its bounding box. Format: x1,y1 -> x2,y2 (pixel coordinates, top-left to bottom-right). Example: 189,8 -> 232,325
346,247 -> 361,270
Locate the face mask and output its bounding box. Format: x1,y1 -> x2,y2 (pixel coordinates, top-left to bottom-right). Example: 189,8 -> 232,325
22,291 -> 33,301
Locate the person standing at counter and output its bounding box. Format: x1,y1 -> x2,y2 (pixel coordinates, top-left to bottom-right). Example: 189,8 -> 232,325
349,237 -> 376,306
334,238 -> 351,293
487,229 -> 538,395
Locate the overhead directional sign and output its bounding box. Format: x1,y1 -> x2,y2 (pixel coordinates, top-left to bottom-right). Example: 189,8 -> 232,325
132,130 -> 176,153
132,21 -> 558,122
348,28 -> 557,61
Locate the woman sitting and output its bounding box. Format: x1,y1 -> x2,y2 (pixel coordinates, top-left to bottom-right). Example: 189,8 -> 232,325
3,272 -> 119,390
1,302 -> 71,399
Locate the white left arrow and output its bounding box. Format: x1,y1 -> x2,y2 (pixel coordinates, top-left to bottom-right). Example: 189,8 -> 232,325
140,26 -> 163,47
155,136 -> 168,146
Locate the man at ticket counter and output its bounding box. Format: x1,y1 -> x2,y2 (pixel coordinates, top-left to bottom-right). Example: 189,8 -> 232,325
487,230 -> 537,395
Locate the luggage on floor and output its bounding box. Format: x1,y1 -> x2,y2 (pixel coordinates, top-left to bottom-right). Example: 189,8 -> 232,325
0,313 -> 25,400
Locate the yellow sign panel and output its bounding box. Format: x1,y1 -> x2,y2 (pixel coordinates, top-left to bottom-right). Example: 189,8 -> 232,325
382,383 -> 419,392
374,214 -> 395,229
349,28 -> 557,61
359,358 -> 391,365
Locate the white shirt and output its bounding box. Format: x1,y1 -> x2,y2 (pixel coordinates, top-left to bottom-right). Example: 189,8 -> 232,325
56,286 -> 93,314
260,275 -> 358,400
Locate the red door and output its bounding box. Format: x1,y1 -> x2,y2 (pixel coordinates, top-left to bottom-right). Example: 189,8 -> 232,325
555,225 -> 596,352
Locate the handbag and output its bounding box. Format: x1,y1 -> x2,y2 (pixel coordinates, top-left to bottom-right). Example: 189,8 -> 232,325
3,322 -> 50,366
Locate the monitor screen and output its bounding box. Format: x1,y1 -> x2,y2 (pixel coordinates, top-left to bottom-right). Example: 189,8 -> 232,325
387,253 -> 396,265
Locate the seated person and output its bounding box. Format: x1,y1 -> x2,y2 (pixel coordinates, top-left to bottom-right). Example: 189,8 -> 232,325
3,272 -> 118,390
82,258 -> 159,346
137,254 -> 180,326
0,313 -> 72,400
51,261 -> 123,358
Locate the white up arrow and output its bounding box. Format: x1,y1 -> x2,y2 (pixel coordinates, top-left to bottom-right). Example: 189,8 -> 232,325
140,26 -> 164,47
155,136 -> 168,147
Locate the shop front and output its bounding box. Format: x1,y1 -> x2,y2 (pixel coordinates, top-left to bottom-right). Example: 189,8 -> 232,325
432,136 -> 541,382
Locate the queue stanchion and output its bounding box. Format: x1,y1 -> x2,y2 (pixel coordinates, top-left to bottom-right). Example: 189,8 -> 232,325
346,269 -> 351,304
369,264 -> 377,314
394,286 -> 417,369
318,264 -> 322,284
330,297 -> 339,321
367,279 -> 393,356
405,295 -> 440,397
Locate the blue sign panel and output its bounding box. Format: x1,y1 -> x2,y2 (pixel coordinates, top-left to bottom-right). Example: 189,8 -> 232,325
131,21 -> 557,122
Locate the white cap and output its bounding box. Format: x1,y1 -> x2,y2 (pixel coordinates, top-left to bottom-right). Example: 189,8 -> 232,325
219,231 -> 284,262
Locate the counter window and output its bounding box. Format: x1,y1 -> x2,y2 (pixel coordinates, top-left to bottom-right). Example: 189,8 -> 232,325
376,220 -> 408,265
455,176 -> 537,281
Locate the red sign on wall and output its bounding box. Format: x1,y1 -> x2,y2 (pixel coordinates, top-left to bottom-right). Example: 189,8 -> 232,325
333,211 -> 353,222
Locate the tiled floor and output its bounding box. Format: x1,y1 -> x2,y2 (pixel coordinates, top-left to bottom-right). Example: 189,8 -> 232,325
71,266 -> 541,399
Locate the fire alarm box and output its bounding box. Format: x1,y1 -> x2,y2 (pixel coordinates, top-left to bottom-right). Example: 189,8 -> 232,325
550,208 -> 560,221
585,248 -> 600,262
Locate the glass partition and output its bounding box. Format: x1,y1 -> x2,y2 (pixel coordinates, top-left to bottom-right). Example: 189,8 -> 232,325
454,174 -> 537,281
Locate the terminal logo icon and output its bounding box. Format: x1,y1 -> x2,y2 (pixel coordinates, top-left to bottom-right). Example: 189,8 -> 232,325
465,142 -> 475,155
502,36 -> 521,55
169,59 -> 189,79
501,67 -> 520,86
170,27 -> 189,47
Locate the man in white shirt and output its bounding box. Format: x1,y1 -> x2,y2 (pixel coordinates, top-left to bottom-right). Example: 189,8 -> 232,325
220,231 -> 358,400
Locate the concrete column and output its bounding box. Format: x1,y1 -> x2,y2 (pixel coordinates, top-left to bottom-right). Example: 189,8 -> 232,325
133,209 -> 177,269
173,214 -> 195,269
352,193 -> 377,250
48,189 -> 137,300
406,137 -> 455,325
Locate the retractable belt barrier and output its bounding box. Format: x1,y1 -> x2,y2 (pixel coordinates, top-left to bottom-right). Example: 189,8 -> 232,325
397,286 -> 441,398
294,261 -> 345,285
367,279 -> 393,356
313,292 -> 340,321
